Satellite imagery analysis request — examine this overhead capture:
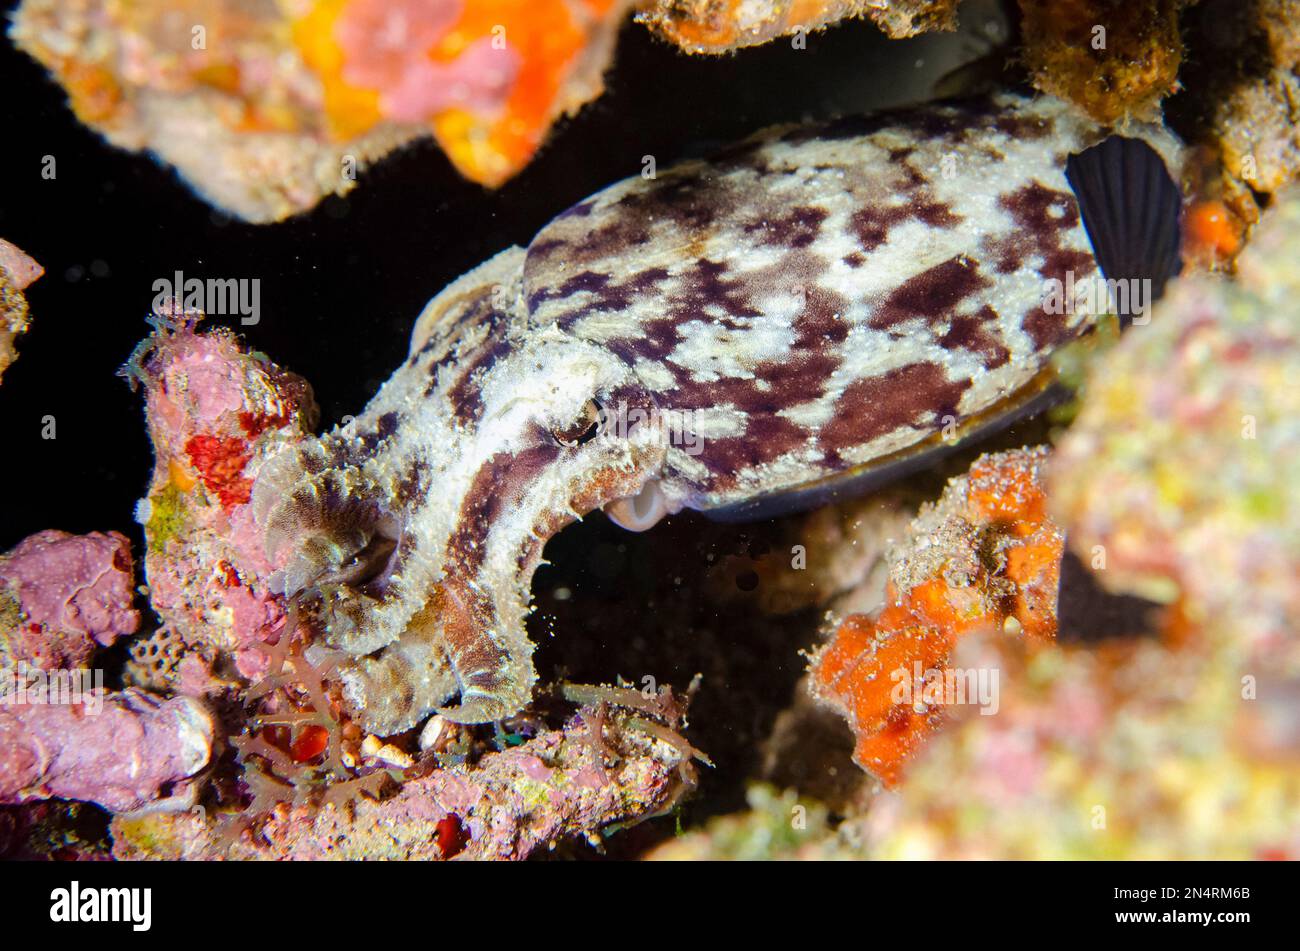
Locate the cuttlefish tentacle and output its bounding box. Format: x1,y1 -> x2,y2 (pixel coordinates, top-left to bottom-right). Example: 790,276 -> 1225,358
254,94 -> 1183,732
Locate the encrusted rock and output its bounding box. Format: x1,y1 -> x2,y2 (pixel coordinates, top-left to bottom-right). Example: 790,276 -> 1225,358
0,530 -> 139,671
0,689 -> 215,813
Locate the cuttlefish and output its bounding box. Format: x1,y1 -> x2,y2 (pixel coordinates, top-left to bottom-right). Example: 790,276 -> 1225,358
253,92 -> 1183,734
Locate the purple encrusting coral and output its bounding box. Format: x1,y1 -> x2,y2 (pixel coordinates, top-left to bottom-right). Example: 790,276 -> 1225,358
0,526 -> 216,816
0,529 -> 139,670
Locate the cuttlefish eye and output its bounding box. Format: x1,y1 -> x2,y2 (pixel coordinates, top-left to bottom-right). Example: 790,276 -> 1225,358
333,534 -> 399,590
551,398 -> 603,447
311,509 -> 405,599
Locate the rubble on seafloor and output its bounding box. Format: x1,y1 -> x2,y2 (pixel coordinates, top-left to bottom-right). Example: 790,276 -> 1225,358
9,0 -> 633,220
113,700 -> 702,860
0,238 -> 42,383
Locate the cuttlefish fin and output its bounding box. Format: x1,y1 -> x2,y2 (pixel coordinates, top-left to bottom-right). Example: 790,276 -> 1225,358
1066,136 -> 1183,325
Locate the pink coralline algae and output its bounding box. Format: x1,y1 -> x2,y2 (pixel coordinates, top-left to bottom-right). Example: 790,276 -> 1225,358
123,305 -> 317,690
0,688 -> 215,814
0,239 -> 43,289
334,0 -> 520,122
0,530 -> 140,671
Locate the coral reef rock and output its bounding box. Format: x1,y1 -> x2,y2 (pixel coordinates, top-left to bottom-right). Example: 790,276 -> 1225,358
124,305 -> 317,693
0,689 -> 215,814
113,704 -> 697,860
1050,186 -> 1300,668
645,784 -> 851,859
1175,0 -> 1300,238
860,633 -> 1300,859
636,0 -> 959,53
0,529 -> 139,671
1016,0 -> 1187,124
0,238 -> 42,383
810,448 -> 1063,785
10,0 -> 633,220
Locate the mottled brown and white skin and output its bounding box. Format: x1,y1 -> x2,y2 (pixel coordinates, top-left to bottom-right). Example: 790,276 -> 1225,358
253,92 -> 1182,734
